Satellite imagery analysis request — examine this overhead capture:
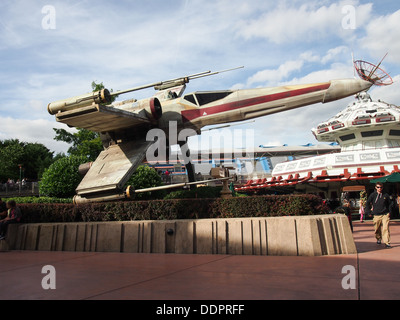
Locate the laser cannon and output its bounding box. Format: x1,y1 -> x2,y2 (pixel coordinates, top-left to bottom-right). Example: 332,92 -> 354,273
48,89 -> 112,115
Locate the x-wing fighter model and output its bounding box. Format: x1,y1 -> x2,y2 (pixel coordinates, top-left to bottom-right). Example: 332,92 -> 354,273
47,67 -> 372,203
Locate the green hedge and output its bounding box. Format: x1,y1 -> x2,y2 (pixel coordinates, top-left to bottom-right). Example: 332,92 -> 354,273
3,196 -> 72,204
18,194 -> 329,223
163,186 -> 222,199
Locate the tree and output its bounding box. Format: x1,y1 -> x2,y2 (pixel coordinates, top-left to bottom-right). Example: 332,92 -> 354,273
20,143 -> 54,180
0,139 -> 24,182
0,139 -> 54,181
53,128 -> 103,161
39,155 -> 87,198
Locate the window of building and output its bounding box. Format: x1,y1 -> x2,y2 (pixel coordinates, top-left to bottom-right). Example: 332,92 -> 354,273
389,129 -> 400,136
388,140 -> 400,148
361,130 -> 383,137
363,141 -> 375,150
339,133 -> 356,141
342,143 -> 360,151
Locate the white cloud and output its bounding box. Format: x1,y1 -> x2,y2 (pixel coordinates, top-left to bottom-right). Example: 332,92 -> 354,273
359,9 -> 400,63
369,75 -> 400,105
236,1 -> 372,44
321,46 -> 349,64
247,60 -> 305,86
283,62 -> 355,84
0,116 -> 74,154
241,46 -> 353,88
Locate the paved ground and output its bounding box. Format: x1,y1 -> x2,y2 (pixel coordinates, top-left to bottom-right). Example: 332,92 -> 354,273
0,220 -> 399,302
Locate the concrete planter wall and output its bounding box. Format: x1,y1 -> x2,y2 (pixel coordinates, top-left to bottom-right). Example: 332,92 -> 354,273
2,214 -> 356,256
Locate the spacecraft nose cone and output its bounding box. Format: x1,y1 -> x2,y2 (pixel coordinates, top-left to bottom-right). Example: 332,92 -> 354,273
323,79 -> 373,103
353,79 -> 374,92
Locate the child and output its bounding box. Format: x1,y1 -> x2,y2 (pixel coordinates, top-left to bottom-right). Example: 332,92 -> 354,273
359,190 -> 367,222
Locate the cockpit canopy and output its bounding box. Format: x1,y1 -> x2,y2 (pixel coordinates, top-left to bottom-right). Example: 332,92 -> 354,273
183,91 -> 233,106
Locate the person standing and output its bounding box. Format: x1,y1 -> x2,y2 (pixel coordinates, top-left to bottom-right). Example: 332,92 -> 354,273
397,193 -> 400,219
366,182 -> 391,248
0,200 -> 22,240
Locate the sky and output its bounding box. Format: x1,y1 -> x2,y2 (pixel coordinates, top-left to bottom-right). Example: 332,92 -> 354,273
1,0 -> 400,155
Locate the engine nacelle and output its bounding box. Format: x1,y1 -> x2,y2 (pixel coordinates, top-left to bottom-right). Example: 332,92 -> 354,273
78,162 -> 93,176
144,97 -> 162,121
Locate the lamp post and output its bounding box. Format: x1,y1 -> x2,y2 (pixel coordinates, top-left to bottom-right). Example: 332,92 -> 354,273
18,164 -> 22,193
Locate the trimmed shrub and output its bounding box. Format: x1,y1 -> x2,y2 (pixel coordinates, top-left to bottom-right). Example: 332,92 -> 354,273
19,203 -> 81,223
125,165 -> 165,200
39,155 -> 87,198
16,194 -> 329,224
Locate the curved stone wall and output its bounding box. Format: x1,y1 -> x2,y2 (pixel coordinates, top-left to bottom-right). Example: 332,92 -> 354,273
2,214 -> 356,256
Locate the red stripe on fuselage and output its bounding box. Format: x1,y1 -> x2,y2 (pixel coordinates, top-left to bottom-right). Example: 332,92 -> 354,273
181,83 -> 331,122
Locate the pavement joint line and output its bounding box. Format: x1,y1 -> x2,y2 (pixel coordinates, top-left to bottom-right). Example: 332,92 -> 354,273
82,254 -> 234,300
179,257 -> 358,280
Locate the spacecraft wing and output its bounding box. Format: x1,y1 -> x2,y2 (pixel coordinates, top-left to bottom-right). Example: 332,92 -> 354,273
76,139 -> 154,197
55,103 -> 150,132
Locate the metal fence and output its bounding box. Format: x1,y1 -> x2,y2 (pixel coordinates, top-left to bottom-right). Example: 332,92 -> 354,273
0,181 -> 40,197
